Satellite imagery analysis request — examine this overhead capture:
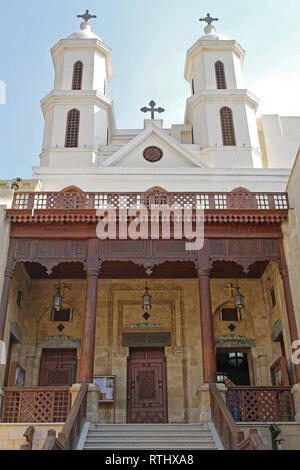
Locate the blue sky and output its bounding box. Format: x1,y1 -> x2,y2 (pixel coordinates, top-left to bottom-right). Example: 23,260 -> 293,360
1,0 -> 300,180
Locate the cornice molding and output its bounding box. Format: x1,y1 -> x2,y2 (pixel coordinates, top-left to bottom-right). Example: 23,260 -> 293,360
185,40 -> 245,82
51,38 -> 113,81
7,209 -> 288,226
40,90 -> 113,115
186,89 -> 259,112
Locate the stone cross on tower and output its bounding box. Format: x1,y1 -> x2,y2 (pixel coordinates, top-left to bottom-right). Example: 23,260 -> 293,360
199,13 -> 219,26
141,100 -> 165,120
77,9 -> 97,23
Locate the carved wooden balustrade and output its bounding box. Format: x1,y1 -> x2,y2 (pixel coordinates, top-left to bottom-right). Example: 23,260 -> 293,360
209,384 -> 266,450
1,387 -> 71,423
42,383 -> 89,451
227,386 -> 295,422
11,190 -> 289,212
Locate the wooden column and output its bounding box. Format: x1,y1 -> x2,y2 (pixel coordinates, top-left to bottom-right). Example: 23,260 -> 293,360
79,240 -> 100,384
197,240 -> 217,383
279,240 -> 300,383
0,239 -> 16,340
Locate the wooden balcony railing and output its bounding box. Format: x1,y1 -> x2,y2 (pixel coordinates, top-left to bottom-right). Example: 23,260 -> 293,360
42,383 -> 89,451
227,386 -> 295,422
11,190 -> 289,212
1,387 -> 71,423
209,384 -> 266,450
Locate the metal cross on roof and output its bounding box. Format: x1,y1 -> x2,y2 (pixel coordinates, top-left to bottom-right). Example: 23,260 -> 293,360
77,9 -> 97,22
141,100 -> 165,120
199,13 -> 219,25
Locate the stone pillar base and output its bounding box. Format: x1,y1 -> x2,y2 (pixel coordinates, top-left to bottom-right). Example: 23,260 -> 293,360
70,383 -> 100,425
197,383 -> 227,423
292,383 -> 300,422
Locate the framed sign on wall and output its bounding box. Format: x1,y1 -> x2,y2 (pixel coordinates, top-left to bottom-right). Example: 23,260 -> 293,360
93,376 -> 116,403
270,357 -> 289,386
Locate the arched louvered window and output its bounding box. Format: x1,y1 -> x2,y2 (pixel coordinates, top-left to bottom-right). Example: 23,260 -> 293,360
220,107 -> 236,146
215,61 -> 227,89
65,109 -> 80,148
72,61 -> 83,90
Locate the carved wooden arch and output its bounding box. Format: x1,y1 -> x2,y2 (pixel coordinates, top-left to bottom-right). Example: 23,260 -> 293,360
57,186 -> 88,210
59,186 -> 84,193
145,186 -> 168,193
230,187 -> 251,194
227,187 -> 258,210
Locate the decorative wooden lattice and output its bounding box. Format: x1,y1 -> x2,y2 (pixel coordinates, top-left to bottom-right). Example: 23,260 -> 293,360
1,388 -> 71,423
12,191 -> 289,212
215,61 -> 227,89
227,387 -> 295,422
220,106 -> 236,146
65,109 -> 80,148
72,61 -> 83,90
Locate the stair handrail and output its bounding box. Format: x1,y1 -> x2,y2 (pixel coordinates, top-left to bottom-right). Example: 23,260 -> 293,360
236,429 -> 267,450
42,383 -> 89,450
209,383 -> 244,449
42,430 -> 66,450
209,383 -> 266,450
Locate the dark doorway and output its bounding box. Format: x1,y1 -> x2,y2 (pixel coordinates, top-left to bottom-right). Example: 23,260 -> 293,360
127,348 -> 168,423
217,348 -> 251,385
39,349 -> 77,386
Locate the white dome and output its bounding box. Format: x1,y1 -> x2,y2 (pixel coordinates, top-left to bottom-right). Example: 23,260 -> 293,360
67,22 -> 101,41
199,32 -> 229,41
199,24 -> 229,41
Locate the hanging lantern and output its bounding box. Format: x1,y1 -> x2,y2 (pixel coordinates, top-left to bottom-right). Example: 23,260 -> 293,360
142,282 -> 152,310
53,286 -> 63,311
234,286 -> 245,309
228,352 -> 244,368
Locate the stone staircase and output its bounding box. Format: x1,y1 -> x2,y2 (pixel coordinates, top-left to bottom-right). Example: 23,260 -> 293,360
82,423 -> 221,450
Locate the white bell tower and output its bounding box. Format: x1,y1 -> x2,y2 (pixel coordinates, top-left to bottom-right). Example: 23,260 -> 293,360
184,14 -> 262,168
40,11 -> 113,167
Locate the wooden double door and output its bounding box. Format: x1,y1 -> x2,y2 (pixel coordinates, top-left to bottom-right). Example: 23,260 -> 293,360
127,348 -> 168,423
39,349 -> 77,386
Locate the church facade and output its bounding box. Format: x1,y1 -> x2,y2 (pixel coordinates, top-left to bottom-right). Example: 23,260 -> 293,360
1,12 -> 300,450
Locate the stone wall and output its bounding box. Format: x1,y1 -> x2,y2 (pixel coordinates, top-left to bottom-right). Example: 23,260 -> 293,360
0,423 -> 63,450
0,270 -> 293,424
211,270 -> 288,386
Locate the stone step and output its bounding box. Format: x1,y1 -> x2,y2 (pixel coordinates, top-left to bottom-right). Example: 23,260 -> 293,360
82,423 -> 219,451
84,442 -> 217,450
92,424 -> 210,430
87,431 -> 213,438
85,436 -> 215,443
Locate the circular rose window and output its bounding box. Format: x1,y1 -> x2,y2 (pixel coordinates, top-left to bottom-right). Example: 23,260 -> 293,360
143,146 -> 163,163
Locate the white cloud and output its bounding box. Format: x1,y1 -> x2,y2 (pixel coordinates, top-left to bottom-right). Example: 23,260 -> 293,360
249,55 -> 300,116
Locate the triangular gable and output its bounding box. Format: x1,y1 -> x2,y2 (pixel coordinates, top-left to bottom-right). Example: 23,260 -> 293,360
103,124 -> 206,168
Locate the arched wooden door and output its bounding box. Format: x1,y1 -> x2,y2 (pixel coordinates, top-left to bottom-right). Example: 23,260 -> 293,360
127,348 -> 168,423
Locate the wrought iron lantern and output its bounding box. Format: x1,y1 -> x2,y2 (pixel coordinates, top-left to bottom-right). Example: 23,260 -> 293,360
53,286 -> 63,311
233,286 -> 245,310
228,352 -> 244,368
142,281 -> 152,310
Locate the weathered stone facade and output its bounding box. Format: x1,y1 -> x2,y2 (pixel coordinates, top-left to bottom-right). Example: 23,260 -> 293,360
1,265 -> 293,424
